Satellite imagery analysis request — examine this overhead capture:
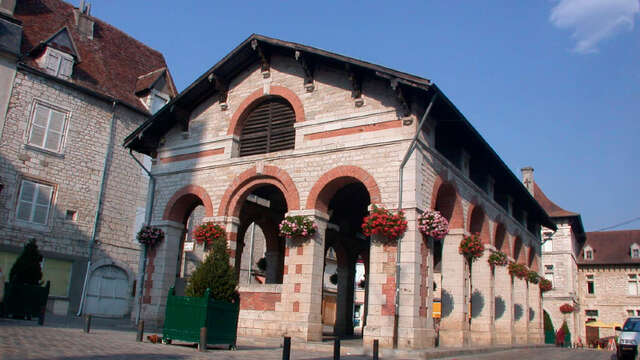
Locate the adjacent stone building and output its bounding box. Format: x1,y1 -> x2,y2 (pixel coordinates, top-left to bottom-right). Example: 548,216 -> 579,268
126,34 -> 553,349
0,0 -> 175,317
528,168 -> 640,345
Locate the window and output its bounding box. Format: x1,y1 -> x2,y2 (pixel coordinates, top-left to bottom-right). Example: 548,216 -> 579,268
149,91 -> 169,114
544,264 -> 554,285
28,103 -> 68,153
542,237 -> 553,252
629,274 -> 639,296
585,249 -> 593,260
239,97 -> 295,156
42,258 -> 72,297
16,180 -> 54,225
632,244 -> 640,259
586,274 -> 595,295
43,47 -> 73,79
585,309 -> 598,317
628,310 -> 635,317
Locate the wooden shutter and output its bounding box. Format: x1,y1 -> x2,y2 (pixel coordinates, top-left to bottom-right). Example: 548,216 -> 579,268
239,98 -> 295,156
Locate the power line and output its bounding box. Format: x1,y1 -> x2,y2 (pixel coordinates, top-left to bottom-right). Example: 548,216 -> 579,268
594,216 -> 640,232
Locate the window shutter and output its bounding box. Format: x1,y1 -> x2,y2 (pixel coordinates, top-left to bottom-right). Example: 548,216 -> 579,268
59,58 -> 73,79
239,98 -> 295,156
32,184 -> 52,224
17,181 -> 36,221
44,110 -> 65,151
46,52 -> 61,75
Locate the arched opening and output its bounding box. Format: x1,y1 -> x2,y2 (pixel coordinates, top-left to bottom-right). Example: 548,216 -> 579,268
320,181 -> 371,339
238,96 -> 295,157
468,206 -> 489,244
494,224 -> 507,255
432,182 -> 459,292
86,265 -> 129,317
235,185 -> 288,284
513,237 -> 523,264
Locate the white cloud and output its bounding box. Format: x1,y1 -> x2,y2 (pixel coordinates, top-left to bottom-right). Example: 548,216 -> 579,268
550,0 -> 639,54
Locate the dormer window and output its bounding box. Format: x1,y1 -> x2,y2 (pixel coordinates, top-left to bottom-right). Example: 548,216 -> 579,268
43,47 -> 74,80
149,90 -> 169,114
584,246 -> 594,260
631,243 -> 640,259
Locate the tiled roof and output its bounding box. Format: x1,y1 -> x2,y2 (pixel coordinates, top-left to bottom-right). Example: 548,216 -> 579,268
14,0 -> 176,112
533,182 -> 579,218
579,230 -> 640,265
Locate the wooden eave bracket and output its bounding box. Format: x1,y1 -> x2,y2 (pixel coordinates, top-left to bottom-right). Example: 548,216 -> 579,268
251,39 -> 271,78
295,50 -> 315,92
346,65 -> 364,107
390,78 -> 411,117
171,104 -> 191,133
208,73 -> 229,110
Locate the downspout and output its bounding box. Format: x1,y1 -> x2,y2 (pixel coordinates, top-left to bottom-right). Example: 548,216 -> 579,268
129,148 -> 155,324
393,91 -> 437,348
77,100 -> 118,316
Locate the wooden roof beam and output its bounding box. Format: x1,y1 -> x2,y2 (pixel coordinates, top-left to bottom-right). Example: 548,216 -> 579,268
294,50 -> 315,92
251,39 -> 271,77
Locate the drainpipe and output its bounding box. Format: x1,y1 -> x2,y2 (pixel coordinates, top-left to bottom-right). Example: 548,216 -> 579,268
77,101 -> 118,316
129,148 -> 156,324
393,92 -> 437,348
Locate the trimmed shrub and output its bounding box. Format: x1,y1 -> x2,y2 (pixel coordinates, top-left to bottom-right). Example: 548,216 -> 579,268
185,233 -> 238,302
10,239 -> 43,285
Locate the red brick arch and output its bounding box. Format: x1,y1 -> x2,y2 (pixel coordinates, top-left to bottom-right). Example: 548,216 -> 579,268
217,165 -> 300,217
527,245 -> 538,270
513,236 -> 524,264
227,86 -> 305,136
431,176 -> 464,229
493,223 -> 509,256
467,204 -> 490,245
163,184 -> 214,223
306,166 -> 381,213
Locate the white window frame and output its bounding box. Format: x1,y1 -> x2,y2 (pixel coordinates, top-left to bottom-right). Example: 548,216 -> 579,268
149,90 -> 169,114
586,274 -> 595,295
631,243 -> 640,259
16,179 -> 54,225
43,47 -> 74,79
584,247 -> 593,260
27,101 -> 70,154
629,274 -> 639,296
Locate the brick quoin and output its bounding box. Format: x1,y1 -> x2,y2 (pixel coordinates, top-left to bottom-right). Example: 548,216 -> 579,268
419,240 -> 429,318
143,245 -> 157,304
227,86 -> 305,136
283,264 -> 288,274
295,264 -> 302,274
163,184 -> 214,223
159,148 -> 224,164
296,246 -> 303,256
468,204 -> 491,245
294,283 -> 301,293
239,291 -> 281,311
431,176 -> 464,229
381,245 -> 397,316
217,165 -> 300,217
306,165 -> 381,213
293,301 -> 300,313
304,120 -> 402,141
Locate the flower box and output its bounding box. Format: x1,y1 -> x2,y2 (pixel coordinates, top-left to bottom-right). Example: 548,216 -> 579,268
527,270 -> 540,284
539,278 -> 552,292
417,209 -> 449,240
279,215 -> 317,244
137,226 -> 165,247
559,303 -> 574,314
361,205 -> 407,244
508,262 -> 528,279
194,222 -> 226,247
488,250 -> 508,267
459,233 -> 484,262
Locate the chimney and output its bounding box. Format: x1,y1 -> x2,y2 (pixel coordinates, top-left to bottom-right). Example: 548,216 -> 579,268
0,0 -> 16,16
521,166 -> 534,196
73,1 -> 94,39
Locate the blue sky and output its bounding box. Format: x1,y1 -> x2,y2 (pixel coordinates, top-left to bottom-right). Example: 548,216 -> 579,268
81,1 -> 639,231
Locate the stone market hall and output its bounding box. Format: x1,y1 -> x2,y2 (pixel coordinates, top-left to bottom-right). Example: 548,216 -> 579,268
124,34 -> 554,349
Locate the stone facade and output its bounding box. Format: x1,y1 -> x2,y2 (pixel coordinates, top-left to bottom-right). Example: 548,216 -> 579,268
129,35 -> 546,349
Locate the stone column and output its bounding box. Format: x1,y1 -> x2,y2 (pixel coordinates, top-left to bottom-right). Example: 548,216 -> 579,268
265,250 -> 280,284
363,233 -> 397,348
494,265 -> 513,344
279,209 -> 327,341
513,277 -> 529,344
438,228 -> 470,347
335,262 -> 355,336
141,220 -> 185,327
528,281 -> 543,343
470,249 -> 495,345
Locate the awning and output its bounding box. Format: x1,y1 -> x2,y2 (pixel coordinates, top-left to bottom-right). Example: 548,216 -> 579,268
585,320 -> 618,328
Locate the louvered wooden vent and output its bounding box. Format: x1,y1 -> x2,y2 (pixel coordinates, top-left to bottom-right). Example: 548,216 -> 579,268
239,97 -> 296,156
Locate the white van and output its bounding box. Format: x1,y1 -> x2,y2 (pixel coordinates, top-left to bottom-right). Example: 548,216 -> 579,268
617,317 -> 640,360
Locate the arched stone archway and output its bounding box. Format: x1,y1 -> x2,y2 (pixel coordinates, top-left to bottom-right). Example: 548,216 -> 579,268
513,237 -> 524,264
493,223 -> 508,256
306,165 -> 381,213
431,177 -> 464,229
162,184 -> 214,223
468,204 -> 490,244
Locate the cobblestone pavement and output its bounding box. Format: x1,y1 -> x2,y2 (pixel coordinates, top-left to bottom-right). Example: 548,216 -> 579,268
0,317 -> 618,360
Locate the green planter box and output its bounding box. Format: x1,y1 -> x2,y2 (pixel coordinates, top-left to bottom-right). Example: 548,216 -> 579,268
545,330 -> 555,344
162,286 -> 239,349
2,281 -> 50,324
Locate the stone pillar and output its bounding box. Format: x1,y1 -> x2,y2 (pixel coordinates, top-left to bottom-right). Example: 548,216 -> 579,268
141,220 -> 185,327
494,265 -> 513,344
528,282 -> 543,343
438,229 -> 470,347
279,209 -> 327,341
513,277 -> 529,344
265,250 -> 280,284
335,262 -> 355,336
363,234 -> 397,348
470,249 -> 495,345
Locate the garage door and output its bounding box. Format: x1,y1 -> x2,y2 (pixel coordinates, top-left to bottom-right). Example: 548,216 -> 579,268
85,265 -> 129,317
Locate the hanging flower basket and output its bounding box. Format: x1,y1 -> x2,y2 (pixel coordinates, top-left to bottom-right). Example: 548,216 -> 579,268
508,262 -> 528,279
279,215 -> 317,244
459,233 -> 485,263
559,303 -> 574,314
527,270 -> 540,284
137,225 -> 165,247
361,205 -> 408,244
488,250 -> 508,267
417,209 -> 449,240
539,278 -> 552,292
193,222 -> 227,247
